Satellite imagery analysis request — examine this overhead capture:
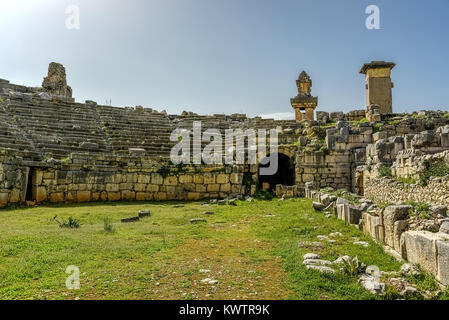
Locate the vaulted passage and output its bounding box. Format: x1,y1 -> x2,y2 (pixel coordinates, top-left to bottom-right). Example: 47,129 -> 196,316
25,167 -> 36,201
258,153 -> 295,190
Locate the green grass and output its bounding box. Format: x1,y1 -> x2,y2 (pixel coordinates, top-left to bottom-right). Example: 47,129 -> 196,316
0,199 -> 439,300
395,176 -> 418,185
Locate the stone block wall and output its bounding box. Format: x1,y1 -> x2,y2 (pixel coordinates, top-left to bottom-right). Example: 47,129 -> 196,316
295,150 -> 352,190
364,176 -> 449,207
0,152 -> 252,207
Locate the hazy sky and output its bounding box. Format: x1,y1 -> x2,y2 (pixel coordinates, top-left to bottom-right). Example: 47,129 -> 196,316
1,0 -> 448,118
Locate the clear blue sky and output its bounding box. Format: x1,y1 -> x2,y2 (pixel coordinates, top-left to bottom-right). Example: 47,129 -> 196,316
1,0 -> 448,118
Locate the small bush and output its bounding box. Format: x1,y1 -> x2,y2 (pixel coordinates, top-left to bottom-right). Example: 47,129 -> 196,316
378,164 -> 392,178
396,176 -> 418,185
52,215 -> 81,229
341,256 -> 366,276
406,201 -> 431,219
419,160 -> 449,186
253,189 -> 274,200
103,217 -> 115,232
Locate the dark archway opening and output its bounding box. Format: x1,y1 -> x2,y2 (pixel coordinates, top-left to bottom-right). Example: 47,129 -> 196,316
25,167 -> 36,201
258,153 -> 295,190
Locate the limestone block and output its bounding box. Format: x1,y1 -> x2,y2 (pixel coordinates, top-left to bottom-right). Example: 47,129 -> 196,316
151,173 -> 163,185
207,184 -> 220,192
50,192 -> 64,203
35,170 -> 43,185
179,175 -> 193,184
121,190 -> 135,200
196,184 -> 207,193
220,183 -> 231,192
76,191 -> 91,202
100,191 -> 108,201
402,231 -> 442,276
136,192 -> 152,201
108,192 -> 121,201
164,176 -> 178,186
383,205 -> 412,248
362,212 -> 384,242
187,192 -> 201,201
106,183 -> 119,192
137,175 -> 151,184
0,192 -> 8,206
43,172 -> 55,179
36,187 -> 47,203
348,206 -> 362,225
119,183 -> 134,191
204,174 -> 215,184
146,184 -> 159,192
91,192 -> 100,201
231,184 -> 241,194
9,189 -> 20,203
183,183 -> 196,192
436,239 -> 449,285
216,174 -> 229,184
193,175 -> 204,184
336,204 -> 347,221
154,192 -> 167,201
393,220 -> 408,252
134,183 -> 146,192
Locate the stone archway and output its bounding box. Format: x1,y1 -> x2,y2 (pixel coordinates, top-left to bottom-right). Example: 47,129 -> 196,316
258,153 -> 295,190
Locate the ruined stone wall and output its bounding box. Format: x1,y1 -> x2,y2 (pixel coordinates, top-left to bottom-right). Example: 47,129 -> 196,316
295,150 -> 352,190
364,176 -> 449,207
0,152 -> 255,207
0,151 -> 29,206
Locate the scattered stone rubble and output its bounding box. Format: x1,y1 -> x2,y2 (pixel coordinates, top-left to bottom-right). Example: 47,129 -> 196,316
306,185 -> 449,287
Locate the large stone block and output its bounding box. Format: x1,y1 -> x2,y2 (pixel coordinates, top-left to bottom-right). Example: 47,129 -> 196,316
179,175 -> 193,184
216,174 -> 229,184
393,220 -> 408,252
402,231 -> 445,276
76,191 -> 91,202
49,192 -> 64,203
383,205 -> 411,248
362,212 -> 384,242
437,239 -> 449,285
108,192 -> 121,201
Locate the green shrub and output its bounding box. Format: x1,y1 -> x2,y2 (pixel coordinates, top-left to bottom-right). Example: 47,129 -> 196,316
52,215 -> 81,229
405,201 -> 431,219
103,217 -> 115,232
395,176 -> 418,185
341,256 -> 366,276
242,172 -> 255,187
378,164 -> 392,178
419,160 -> 449,186
253,189 -> 274,200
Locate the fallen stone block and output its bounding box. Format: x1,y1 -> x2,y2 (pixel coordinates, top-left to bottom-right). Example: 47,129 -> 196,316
313,202 -> 325,211
359,273 -> 385,295
190,218 -> 207,224
303,253 -> 321,260
305,265 -> 336,274
138,210 -> 150,218
121,217 -> 140,223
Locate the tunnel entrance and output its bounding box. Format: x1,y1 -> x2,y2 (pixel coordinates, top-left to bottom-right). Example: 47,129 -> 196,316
258,153 -> 295,190
25,167 -> 37,202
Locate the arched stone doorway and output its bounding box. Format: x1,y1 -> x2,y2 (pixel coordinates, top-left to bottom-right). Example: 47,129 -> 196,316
258,153 -> 295,190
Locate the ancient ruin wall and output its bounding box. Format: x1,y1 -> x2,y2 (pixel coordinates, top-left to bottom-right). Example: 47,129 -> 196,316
0,152 -> 252,207
364,176 -> 449,207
